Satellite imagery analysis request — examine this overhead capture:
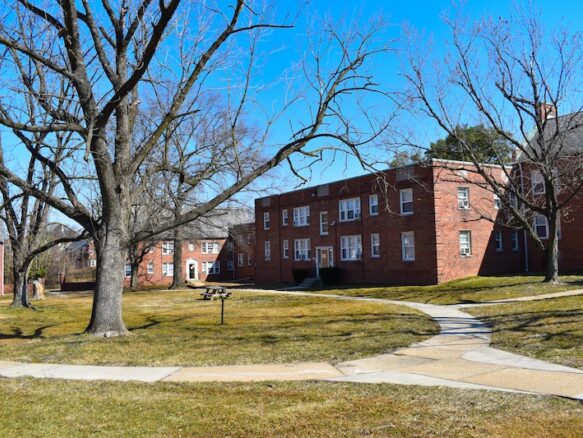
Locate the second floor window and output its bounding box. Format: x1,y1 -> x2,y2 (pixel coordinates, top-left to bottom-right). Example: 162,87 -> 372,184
531,170 -> 545,195
283,239 -> 289,259
147,261 -> 154,274
370,233 -> 380,258
294,239 -> 310,261
202,242 -> 220,254
293,206 -> 310,226
457,187 -> 470,209
401,232 -> 415,261
339,197 -> 361,222
320,211 -> 329,235
263,212 -> 270,230
495,231 -> 504,252
264,241 -> 271,261
400,188 -> 413,215
282,209 -> 288,226
534,215 -> 549,239
369,194 -> 379,216
162,241 -> 174,255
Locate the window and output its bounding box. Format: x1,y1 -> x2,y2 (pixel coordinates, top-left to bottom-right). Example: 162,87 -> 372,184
400,188 -> 413,215
294,239 -> 311,261
369,194 -> 379,216
401,232 -> 415,261
248,255 -> 253,266
162,241 -> 174,255
283,239 -> 289,259
202,242 -> 220,254
511,231 -> 520,252
162,262 -> 174,277
202,261 -> 220,275
264,241 -> 271,261
282,209 -> 288,226
459,231 -> 472,256
125,264 -> 131,277
494,194 -> 501,209
339,197 -> 361,222
238,253 -> 245,267
340,235 -> 362,261
293,206 -> 310,226
319,211 -> 329,235
89,259 -> 97,268
263,212 -> 270,230
370,233 -> 380,258
495,231 -> 504,252
227,260 -> 233,271
226,241 -> 233,251
147,261 -> 154,274
534,215 -> 549,239
531,170 -> 545,195
457,187 -> 470,209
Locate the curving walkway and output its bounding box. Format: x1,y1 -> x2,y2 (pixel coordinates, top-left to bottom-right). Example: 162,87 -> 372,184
1,288 -> 582,400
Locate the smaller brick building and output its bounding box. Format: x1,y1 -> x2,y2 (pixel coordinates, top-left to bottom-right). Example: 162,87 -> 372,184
254,160 -> 525,285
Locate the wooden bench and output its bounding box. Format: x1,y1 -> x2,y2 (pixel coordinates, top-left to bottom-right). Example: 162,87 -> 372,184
200,286 -> 231,301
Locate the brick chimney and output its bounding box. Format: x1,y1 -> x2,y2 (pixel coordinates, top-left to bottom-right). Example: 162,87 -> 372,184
537,103 -> 557,122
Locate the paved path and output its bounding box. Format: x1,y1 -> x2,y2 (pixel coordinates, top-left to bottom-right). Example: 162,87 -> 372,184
1,288 -> 582,400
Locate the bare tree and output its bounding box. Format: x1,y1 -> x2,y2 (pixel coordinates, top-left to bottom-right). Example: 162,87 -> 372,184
402,8 -> 583,282
0,1 -> 391,335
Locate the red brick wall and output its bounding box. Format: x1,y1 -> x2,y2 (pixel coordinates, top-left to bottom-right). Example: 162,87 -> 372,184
232,223 -> 256,281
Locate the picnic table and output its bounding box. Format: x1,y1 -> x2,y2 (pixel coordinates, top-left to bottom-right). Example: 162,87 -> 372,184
200,286 -> 232,301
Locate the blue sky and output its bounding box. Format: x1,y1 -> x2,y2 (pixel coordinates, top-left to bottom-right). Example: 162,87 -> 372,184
257,0 -> 583,190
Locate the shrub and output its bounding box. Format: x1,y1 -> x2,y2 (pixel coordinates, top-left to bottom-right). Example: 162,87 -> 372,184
292,269 -> 310,283
319,267 -> 343,285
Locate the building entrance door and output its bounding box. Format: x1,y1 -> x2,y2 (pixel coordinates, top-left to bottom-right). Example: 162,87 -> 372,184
316,247 -> 334,278
186,259 -> 198,281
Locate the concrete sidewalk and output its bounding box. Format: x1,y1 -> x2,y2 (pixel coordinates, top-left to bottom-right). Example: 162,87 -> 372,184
1,288 -> 582,401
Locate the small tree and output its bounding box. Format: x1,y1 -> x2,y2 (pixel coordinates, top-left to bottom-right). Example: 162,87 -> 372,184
403,8 -> 583,282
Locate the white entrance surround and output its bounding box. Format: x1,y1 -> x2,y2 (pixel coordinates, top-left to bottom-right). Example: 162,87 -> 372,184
315,246 -> 334,279
185,259 -> 198,281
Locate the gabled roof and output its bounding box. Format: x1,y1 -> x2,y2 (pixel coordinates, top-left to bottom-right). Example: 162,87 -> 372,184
521,111 -> 583,160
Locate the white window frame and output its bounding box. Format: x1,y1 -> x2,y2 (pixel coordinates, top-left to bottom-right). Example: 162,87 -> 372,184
162,262 -> 174,277
339,197 -> 361,222
125,263 -> 131,277
162,241 -> 174,255
263,211 -> 270,230
293,206 -> 310,227
495,231 -> 504,252
531,170 -> 545,195
319,211 -> 329,235
202,242 -> 220,254
401,232 -> 415,261
282,209 -> 288,226
238,253 -> 245,267
340,235 -> 362,261
493,194 -> 501,210
283,239 -> 289,259
89,259 -> 97,268
264,241 -> 271,261
294,239 -> 311,261
511,231 -> 519,252
457,187 -> 470,209
459,231 -> 472,256
202,261 -> 220,275
147,261 -> 154,274
399,188 -> 413,215
369,194 -> 379,216
370,233 -> 380,258
534,215 -> 549,239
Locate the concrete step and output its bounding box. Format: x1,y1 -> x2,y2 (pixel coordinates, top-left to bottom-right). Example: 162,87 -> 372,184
298,277 -> 323,288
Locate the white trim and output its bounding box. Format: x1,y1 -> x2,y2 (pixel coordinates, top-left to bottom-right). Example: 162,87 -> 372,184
264,241 -> 271,261
459,230 -> 472,256
495,231 -> 504,252
457,187 -> 470,209
340,235 -> 362,261
369,194 -> 379,216
319,211 -> 329,235
282,209 -> 288,226
401,231 -> 415,261
292,206 -> 310,227
263,211 -> 270,230
294,238 -> 311,261
185,259 -> 198,281
370,233 -> 380,258
282,239 -> 289,259
339,197 -> 361,222
399,188 -> 413,215
534,215 -> 549,240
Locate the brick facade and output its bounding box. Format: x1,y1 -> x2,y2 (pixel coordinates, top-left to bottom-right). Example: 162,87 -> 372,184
254,161 -> 525,285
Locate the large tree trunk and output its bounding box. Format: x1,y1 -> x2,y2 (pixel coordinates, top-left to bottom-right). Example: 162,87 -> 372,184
544,218 -> 559,283
11,264 -> 31,308
85,227 -> 129,337
130,262 -> 139,291
170,233 -> 184,289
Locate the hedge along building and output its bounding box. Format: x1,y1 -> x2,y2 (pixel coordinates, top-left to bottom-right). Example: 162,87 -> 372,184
254,160 -> 525,285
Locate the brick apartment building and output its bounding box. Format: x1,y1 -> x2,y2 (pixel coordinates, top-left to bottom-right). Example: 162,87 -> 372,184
254,160 -> 525,285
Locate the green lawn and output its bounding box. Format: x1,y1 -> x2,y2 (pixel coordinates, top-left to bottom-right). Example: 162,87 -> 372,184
0,290 -> 436,366
0,379 -> 581,437
468,295 -> 583,370
322,275 -> 583,305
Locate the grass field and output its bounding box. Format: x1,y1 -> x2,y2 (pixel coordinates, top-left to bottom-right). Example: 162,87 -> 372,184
323,275 -> 583,305
0,290 -> 436,366
468,295 -> 583,369
0,379 -> 582,437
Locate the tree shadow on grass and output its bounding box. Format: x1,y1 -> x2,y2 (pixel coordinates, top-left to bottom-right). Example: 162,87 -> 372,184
0,324 -> 59,340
